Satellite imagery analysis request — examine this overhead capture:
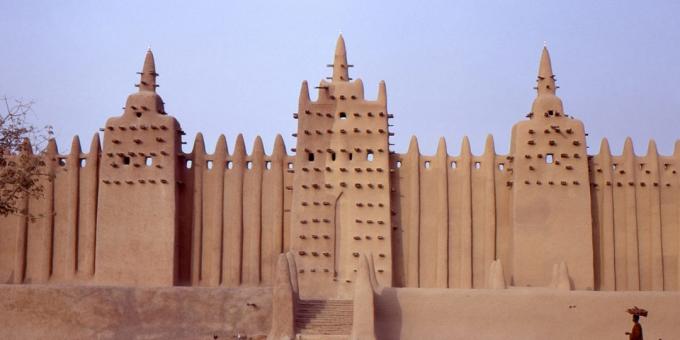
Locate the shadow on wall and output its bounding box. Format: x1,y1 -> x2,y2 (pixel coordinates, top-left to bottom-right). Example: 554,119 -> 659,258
374,288 -> 402,340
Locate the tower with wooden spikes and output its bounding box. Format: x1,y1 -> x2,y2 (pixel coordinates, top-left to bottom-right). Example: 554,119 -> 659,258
95,49 -> 184,286
290,35 -> 393,298
509,46 -> 595,290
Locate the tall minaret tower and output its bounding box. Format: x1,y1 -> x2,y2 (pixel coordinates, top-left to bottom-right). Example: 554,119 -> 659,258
95,50 -> 182,286
290,36 -> 393,298
509,47 -> 595,290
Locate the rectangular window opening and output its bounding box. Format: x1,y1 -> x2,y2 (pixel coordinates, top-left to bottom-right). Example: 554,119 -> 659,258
545,154 -> 554,164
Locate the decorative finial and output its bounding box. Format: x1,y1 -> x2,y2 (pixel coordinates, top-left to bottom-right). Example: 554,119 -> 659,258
543,40 -> 547,47
332,34 -> 349,82
138,49 -> 158,92
530,45 -> 564,116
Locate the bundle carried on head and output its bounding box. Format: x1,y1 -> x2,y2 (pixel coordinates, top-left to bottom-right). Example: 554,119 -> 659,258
627,306 -> 648,317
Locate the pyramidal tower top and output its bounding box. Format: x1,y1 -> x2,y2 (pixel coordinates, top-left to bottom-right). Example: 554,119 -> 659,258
121,49 -> 165,115
331,34 -> 350,82
531,46 -> 564,117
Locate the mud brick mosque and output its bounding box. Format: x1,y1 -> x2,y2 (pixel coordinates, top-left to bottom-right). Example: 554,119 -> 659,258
1,36 -> 680,339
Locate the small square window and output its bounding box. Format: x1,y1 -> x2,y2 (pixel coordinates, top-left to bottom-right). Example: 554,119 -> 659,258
367,151 -> 374,162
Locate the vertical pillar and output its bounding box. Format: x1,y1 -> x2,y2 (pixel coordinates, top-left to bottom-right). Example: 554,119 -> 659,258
243,136 -> 265,285
201,135 -> 226,286
472,135 -> 497,287
449,136 -> 473,288
77,133 -> 100,279
403,137 -> 420,287
52,136 -> 80,282
190,133 -> 205,285
25,139 -> 56,283
261,135 -> 286,285
418,137 -> 448,287
222,134 -> 245,287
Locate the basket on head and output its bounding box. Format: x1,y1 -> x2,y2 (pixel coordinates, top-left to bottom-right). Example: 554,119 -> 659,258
627,306 -> 648,317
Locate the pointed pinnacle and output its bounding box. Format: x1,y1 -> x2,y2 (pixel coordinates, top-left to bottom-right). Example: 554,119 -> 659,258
46,138 -> 58,155
233,134 -> 247,159
623,137 -> 635,156
332,34 -> 349,82
407,135 -> 420,154
89,133 -> 101,154
538,47 -> 554,80
647,139 -> 658,157
460,136 -> 472,156
192,133 -> 206,154
484,134 -> 495,155
272,134 -> 286,159
436,137 -> 447,157
215,135 -> 228,159
139,49 -> 158,92
599,138 -> 611,156
70,135 -> 82,155
377,80 -> 387,105
674,140 -> 680,158
253,135 -> 265,155
534,46 -> 558,97
299,81 -> 310,104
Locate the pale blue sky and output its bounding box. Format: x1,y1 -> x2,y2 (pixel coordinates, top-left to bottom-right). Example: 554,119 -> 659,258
2,1 -> 679,155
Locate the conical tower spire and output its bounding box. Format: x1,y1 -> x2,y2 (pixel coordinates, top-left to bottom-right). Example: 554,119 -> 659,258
138,49 -> 158,92
332,34 -> 349,82
536,47 -> 556,96
530,45 -> 564,116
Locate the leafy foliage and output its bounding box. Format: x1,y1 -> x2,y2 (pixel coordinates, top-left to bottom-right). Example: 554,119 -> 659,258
0,96 -> 53,217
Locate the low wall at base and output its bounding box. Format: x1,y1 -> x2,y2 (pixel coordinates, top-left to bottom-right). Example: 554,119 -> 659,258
375,287 -> 680,340
0,285 -> 271,340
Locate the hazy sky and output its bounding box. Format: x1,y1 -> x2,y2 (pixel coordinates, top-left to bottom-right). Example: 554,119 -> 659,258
2,1 -> 679,155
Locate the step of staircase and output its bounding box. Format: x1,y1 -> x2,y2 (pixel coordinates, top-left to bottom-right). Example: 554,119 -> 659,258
295,299 -> 353,336
295,335 -> 350,340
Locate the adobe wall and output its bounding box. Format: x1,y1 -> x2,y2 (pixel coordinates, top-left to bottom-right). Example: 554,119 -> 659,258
390,136 -> 511,289
0,136 -> 100,285
1,39 -> 680,295
375,287 -> 680,340
590,138 -> 680,291
177,134 -> 294,287
0,284 -> 271,340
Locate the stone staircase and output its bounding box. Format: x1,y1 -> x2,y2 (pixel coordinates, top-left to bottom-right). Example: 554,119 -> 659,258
295,299 -> 353,338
